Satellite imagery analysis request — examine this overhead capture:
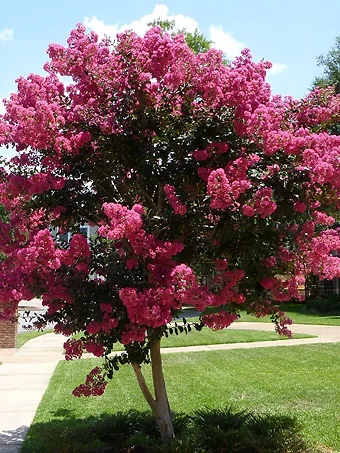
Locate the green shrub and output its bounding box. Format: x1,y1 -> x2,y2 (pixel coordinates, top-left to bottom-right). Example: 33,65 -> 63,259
22,407 -> 314,452
177,407 -> 308,453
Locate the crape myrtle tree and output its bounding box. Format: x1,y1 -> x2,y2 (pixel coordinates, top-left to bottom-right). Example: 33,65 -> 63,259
0,25 -> 340,441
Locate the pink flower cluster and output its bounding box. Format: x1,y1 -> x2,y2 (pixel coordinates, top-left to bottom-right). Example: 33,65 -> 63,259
192,142 -> 229,161
119,258 -> 246,330
121,324 -> 146,345
64,338 -> 84,361
84,340 -> 105,357
6,172 -> 65,197
73,366 -> 107,397
85,304 -> 118,336
275,315 -> 293,338
163,184 -> 187,215
260,274 -> 304,302
120,287 -> 173,328
61,233 -> 91,273
98,203 -> 143,240
202,154 -> 256,213
251,187 -> 277,218
207,169 -> 233,209
16,229 -> 62,273
293,201 -> 307,213
313,211 -> 335,226
202,312 -> 238,330
299,229 -> 340,280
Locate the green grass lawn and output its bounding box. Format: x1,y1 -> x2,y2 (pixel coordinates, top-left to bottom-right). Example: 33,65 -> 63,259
240,303 -> 340,326
180,303 -> 340,326
16,329 -> 53,348
22,343 -> 340,452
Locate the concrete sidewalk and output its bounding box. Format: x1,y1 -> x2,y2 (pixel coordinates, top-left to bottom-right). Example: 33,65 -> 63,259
0,333 -> 65,452
161,322 -> 340,354
1,323 -> 340,452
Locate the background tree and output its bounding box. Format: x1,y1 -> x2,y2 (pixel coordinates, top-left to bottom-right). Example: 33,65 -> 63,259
149,18 -> 229,65
312,36 -> 340,136
0,25 -> 339,443
148,18 -> 212,54
313,35 -> 340,93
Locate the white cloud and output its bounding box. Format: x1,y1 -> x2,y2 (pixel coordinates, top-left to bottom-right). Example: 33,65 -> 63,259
84,4 -> 198,40
208,25 -> 245,60
0,28 -> 13,42
84,5 -> 247,63
84,5 -> 249,64
267,62 -> 288,75
83,16 -> 118,39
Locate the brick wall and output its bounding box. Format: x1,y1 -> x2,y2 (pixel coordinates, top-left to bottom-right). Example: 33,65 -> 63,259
0,319 -> 18,348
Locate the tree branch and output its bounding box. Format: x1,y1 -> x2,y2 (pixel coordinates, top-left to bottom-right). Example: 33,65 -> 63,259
135,182 -> 159,212
131,362 -> 156,412
149,339 -> 168,405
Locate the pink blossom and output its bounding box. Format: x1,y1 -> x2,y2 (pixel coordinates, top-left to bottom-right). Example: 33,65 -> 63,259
314,211 -> 335,226
192,149 -> 209,161
86,321 -> 101,335
260,277 -> 277,290
241,205 -> 255,217
84,340 -> 105,357
252,187 -> 277,218
197,167 -> 212,181
262,256 -> 276,267
121,324 -> 146,345
202,312 -> 238,330
293,201 -> 307,213
163,184 -> 187,215
101,317 -> 118,333
64,339 -> 84,361
215,258 -> 228,271
207,169 -> 233,210
100,203 -> 143,240
73,366 -> 107,397
100,303 -> 112,314
126,257 -> 139,269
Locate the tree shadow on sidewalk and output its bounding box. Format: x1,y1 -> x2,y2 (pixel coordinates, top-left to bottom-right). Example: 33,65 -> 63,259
0,425 -> 29,452
19,406 -> 322,453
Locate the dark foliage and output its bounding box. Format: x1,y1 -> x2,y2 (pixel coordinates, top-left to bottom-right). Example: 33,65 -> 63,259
304,293 -> 340,315
21,407 -> 314,453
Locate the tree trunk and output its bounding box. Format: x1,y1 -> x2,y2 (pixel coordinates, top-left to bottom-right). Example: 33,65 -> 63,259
149,339 -> 175,442
132,339 -> 175,443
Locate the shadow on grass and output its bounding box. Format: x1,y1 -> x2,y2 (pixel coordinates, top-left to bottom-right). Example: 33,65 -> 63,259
20,407 -> 321,453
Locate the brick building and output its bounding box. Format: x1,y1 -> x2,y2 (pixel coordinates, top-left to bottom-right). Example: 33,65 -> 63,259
0,316 -> 18,348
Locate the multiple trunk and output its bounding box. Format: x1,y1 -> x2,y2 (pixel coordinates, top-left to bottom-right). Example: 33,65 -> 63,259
132,339 -> 175,443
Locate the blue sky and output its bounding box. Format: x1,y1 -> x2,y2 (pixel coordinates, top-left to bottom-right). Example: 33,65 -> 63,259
1,0 -> 339,111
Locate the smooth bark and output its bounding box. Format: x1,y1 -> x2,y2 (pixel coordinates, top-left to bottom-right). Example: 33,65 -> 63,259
132,339 -> 174,443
